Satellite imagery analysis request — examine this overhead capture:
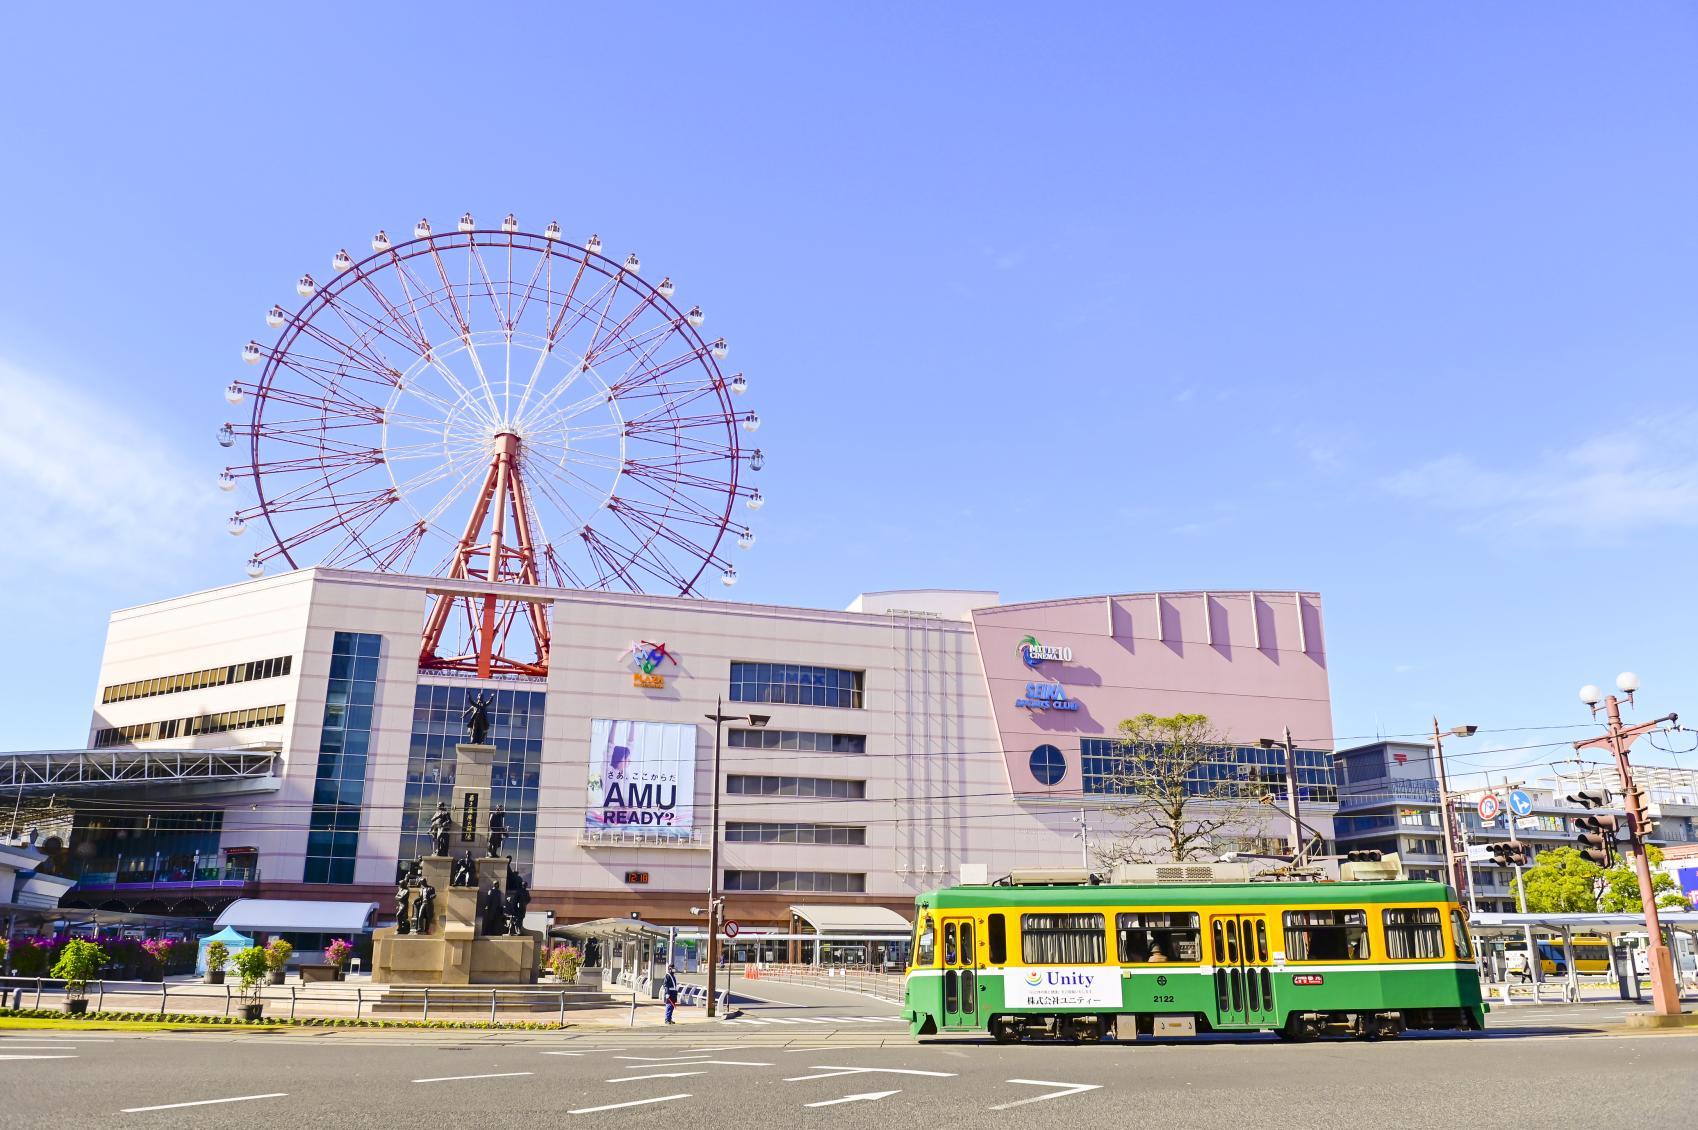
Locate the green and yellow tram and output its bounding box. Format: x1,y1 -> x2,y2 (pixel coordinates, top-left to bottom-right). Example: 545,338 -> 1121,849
903,874 -> 1485,1041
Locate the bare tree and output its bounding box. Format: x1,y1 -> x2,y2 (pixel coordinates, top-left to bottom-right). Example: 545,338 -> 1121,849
1092,712 -> 1268,864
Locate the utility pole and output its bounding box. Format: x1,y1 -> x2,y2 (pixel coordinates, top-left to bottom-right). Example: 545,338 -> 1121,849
701,699 -> 770,1019
1430,719 -> 1477,903
1073,807 -> 1090,869
1499,776 -> 1540,985
1576,674 -> 1682,1018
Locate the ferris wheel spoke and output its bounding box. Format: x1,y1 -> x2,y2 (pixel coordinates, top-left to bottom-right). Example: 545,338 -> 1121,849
524,469 -> 595,534
591,315 -> 686,379
305,291 -> 410,382
506,242 -> 549,329
464,238 -> 511,331
526,462 -> 612,522
604,341 -> 716,399
539,544 -> 589,590
385,256 -> 495,415
601,509 -> 711,589
247,382 -> 385,422
581,289 -> 665,371
347,264 -> 435,357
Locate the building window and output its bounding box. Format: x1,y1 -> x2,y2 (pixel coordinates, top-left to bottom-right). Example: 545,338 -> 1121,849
1283,910 -> 1370,961
303,632 -> 381,884
1080,738 -> 1337,803
1029,744 -> 1066,786
101,654 -> 294,704
723,870 -> 866,892
92,704 -> 287,747
1383,908 -> 1445,960
1021,913 -> 1105,964
726,822 -> 866,845
726,775 -> 865,799
399,682 -> 547,872
727,729 -> 867,754
729,662 -> 864,709
1116,912 -> 1201,963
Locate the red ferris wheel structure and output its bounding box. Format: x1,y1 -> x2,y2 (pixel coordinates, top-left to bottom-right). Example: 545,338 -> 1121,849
218,213 -> 764,678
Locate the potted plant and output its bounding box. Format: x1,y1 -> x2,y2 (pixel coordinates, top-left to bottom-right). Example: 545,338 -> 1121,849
50,938 -> 107,1015
264,938 -> 293,985
203,939 -> 229,985
545,944 -> 582,984
231,944 -> 270,1021
323,937 -> 354,980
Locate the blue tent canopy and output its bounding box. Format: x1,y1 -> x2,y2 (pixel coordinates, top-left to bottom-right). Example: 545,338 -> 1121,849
196,925 -> 254,974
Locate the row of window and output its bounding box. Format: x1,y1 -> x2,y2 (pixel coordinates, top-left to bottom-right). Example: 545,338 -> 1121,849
725,822 -> 867,845
726,774 -> 866,799
727,728 -> 867,753
92,705 -> 287,747
729,662 -> 864,709
304,632 -> 383,885
100,654 -> 295,704
917,906 -> 1470,966
723,869 -> 866,892
1078,738 -> 1338,802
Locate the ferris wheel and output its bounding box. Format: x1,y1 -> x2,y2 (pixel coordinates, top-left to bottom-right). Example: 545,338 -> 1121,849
218,213 -> 764,676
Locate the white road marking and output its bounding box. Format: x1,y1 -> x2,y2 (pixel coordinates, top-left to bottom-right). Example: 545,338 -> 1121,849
120,1093 -> 287,1113
990,1079 -> 1103,1110
805,1089 -> 901,1107
568,1093 -> 691,1115
541,1051 -> 585,1056
613,1054 -> 714,1062
0,1045 -> 80,1050
412,1072 -> 534,1084
0,1054 -> 78,1061
786,1066 -> 958,1082
607,1071 -> 708,1082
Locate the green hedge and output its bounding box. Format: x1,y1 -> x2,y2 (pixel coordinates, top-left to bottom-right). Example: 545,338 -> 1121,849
0,1007 -> 569,1030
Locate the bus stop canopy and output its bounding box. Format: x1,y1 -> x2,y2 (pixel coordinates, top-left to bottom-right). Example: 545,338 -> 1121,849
552,917 -> 673,941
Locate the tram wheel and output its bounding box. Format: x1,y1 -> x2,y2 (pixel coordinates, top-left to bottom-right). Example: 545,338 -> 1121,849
990,1018 -> 1020,1044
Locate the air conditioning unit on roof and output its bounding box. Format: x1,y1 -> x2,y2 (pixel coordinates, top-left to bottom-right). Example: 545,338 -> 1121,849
1110,862 -> 1253,885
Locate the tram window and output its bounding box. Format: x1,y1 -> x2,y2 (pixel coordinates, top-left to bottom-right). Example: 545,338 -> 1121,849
916,920 -> 936,967
1226,920 -> 1239,964
961,922 -> 974,962
1449,910 -> 1472,960
988,914 -> 1007,964
1384,908 -> 1445,959
1284,909 -> 1370,961
1021,913 -> 1106,964
944,922 -> 958,965
1212,920 -> 1226,963
1118,912 -> 1200,963
1256,920 -> 1269,963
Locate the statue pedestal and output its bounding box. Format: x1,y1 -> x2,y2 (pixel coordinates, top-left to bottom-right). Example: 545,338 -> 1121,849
371,854 -> 539,986
453,743 -> 496,854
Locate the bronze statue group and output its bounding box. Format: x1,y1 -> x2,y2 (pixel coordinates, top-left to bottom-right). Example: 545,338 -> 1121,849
394,798 -> 529,937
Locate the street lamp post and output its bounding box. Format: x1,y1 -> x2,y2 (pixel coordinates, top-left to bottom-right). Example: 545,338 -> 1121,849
1576,673 -> 1682,1018
1258,728 -> 1305,865
702,698 -> 769,1019
1430,719 -> 1477,905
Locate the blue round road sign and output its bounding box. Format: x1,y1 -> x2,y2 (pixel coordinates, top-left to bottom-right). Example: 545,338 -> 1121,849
1508,789 -> 1534,817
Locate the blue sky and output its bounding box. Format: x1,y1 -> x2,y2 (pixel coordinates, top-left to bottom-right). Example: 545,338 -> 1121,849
2,2 -> 1696,786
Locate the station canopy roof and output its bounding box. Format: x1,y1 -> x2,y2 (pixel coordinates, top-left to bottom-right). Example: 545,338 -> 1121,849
215,898 -> 376,934
789,904 -> 911,935
553,917 -> 673,940
1471,911 -> 1698,934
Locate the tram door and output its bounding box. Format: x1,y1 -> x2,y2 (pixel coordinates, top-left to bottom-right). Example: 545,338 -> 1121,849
940,916 -> 982,1029
1210,914 -> 1278,1029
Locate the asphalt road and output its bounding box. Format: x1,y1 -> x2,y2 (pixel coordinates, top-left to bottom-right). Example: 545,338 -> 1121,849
2,982 -> 1691,1129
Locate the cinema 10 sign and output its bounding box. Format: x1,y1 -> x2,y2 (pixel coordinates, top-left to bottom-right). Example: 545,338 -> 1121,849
586,719 -> 697,839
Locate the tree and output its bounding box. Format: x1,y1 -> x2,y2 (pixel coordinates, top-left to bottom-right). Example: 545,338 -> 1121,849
1093,712 -> 1267,864
1512,846 -> 1604,913
1600,845 -> 1688,913
1512,844 -> 1689,914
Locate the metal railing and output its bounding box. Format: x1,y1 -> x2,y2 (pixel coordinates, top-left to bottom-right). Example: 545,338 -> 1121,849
744,964 -> 905,1003
0,975 -> 638,1026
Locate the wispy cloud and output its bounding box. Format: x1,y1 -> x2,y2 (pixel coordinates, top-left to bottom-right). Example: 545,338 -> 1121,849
0,359 -> 218,579
1382,413 -> 1698,536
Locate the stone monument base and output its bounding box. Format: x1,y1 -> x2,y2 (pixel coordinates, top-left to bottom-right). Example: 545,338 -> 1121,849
371,853 -> 540,986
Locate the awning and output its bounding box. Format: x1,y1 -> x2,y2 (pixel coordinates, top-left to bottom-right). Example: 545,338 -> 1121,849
552,916 -> 673,941
789,904 -> 911,936
1471,911 -> 1698,935
215,898 -> 375,933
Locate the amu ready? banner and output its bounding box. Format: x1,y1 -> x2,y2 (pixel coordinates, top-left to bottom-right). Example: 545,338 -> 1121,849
586,719 -> 698,839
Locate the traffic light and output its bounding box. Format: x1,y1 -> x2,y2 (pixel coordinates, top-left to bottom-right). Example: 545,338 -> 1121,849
1345,849 -> 1382,863
1575,813 -> 1619,866
1488,842 -> 1530,867
1565,789 -> 1610,809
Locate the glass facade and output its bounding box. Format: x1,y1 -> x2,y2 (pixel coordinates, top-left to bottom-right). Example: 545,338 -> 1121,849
303,632 -> 382,884
729,662 -> 863,708
723,869 -> 866,892
727,728 -> 867,753
1079,739 -> 1336,802
400,683 -> 546,871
